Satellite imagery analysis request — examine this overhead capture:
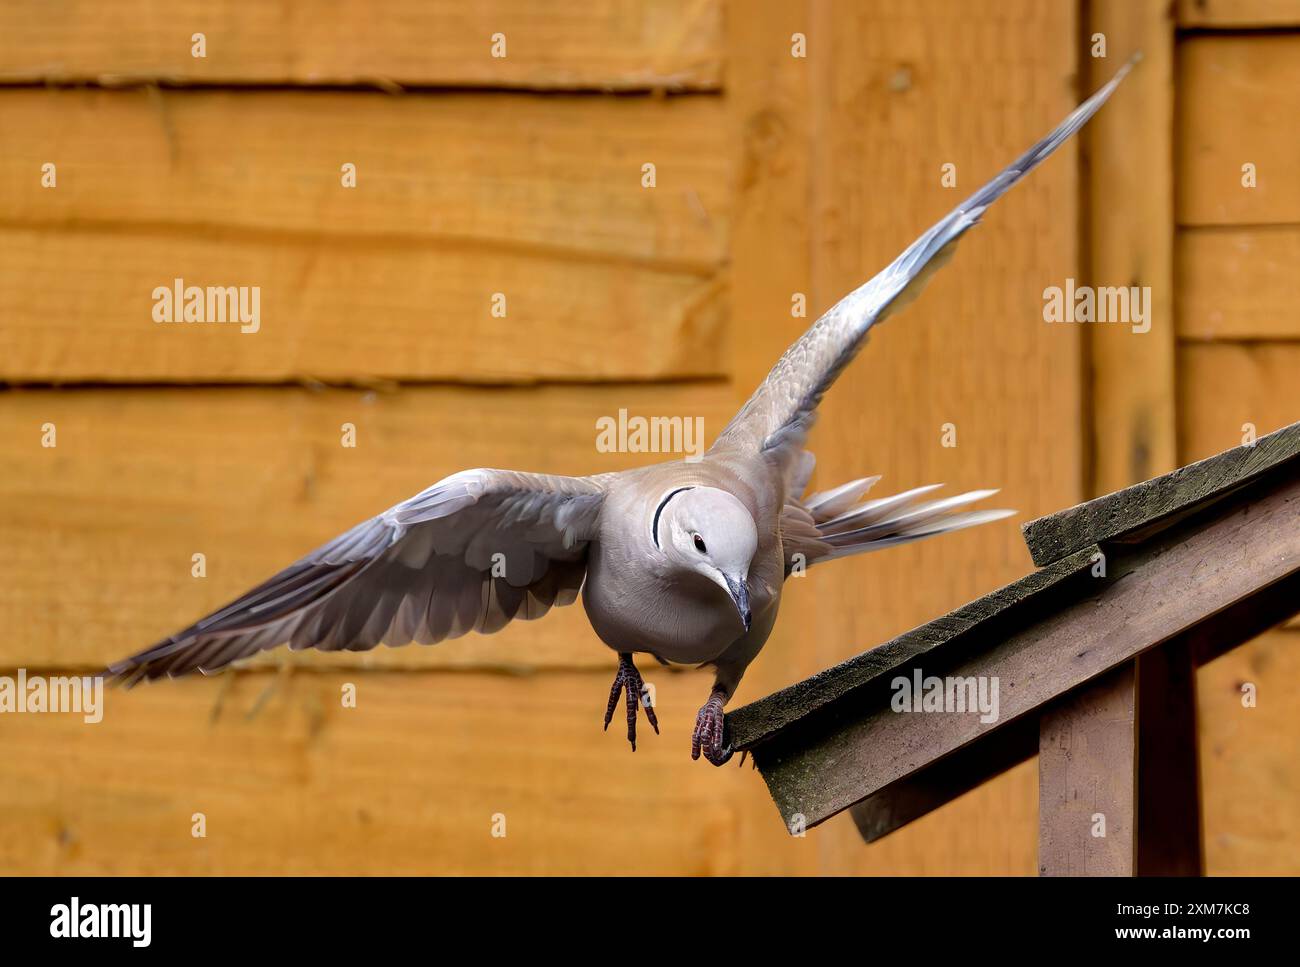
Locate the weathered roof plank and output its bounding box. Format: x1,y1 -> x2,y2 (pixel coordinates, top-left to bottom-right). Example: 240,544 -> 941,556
1021,419 -> 1300,566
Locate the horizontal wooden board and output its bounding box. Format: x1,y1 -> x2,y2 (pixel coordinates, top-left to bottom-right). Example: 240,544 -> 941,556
0,0 -> 723,90
0,88 -> 732,265
1178,36 -> 1300,226
0,670 -> 775,874
1198,631 -> 1300,875
1178,343 -> 1300,464
1177,0 -> 1300,26
1177,227 -> 1300,340
0,227 -> 727,382
0,383 -> 737,671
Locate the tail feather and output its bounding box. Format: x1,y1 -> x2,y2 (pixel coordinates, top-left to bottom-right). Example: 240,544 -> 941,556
785,480 -> 1014,570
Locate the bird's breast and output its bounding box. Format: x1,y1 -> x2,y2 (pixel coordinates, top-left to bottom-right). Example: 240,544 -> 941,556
582,543 -> 775,665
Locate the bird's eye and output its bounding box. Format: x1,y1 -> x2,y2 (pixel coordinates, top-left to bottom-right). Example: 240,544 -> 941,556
693,534 -> 707,553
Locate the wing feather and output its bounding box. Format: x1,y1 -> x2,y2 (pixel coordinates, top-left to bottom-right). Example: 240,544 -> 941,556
109,469 -> 610,683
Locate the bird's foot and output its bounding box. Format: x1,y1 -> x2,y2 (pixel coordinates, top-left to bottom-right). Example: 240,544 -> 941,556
691,689 -> 733,766
603,653 -> 658,751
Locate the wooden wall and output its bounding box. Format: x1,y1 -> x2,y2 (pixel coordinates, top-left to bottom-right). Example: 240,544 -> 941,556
0,0 -> 1294,875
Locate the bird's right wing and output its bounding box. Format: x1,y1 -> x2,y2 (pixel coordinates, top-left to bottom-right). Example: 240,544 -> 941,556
109,468 -> 611,683
714,56 -> 1138,458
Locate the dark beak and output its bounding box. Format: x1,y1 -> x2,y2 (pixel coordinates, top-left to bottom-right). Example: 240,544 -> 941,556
725,575 -> 752,632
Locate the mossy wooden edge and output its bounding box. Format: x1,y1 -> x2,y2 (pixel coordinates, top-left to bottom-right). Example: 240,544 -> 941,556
1022,419 -> 1300,567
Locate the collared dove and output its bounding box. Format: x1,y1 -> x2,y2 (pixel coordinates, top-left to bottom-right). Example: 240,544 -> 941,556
110,60 -> 1134,765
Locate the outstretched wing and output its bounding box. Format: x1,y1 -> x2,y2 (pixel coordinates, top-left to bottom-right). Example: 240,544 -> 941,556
110,469 -> 611,683
714,56 -> 1138,457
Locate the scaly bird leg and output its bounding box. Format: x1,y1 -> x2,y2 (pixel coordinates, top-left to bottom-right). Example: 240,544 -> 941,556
691,686 -> 733,766
603,653 -> 659,751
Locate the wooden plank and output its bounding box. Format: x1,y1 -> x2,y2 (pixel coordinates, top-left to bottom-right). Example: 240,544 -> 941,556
0,88 -> 731,266
1136,643 -> 1203,875
1022,420 -> 1300,567
1179,345 -> 1300,464
729,544 -> 1100,750
0,382 -> 736,671
1177,0 -> 1300,27
0,227 -> 727,383
1178,228 -> 1300,340
0,669 -> 766,874
1087,0 -> 1176,494
850,715 -> 1038,843
1039,663 -> 1137,876
751,469 -> 1300,829
1198,631 -> 1300,875
723,0 -> 818,877
0,0 -> 724,90
1178,35 -> 1300,226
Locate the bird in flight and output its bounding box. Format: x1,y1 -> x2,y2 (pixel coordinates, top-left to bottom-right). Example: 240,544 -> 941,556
110,60 -> 1135,765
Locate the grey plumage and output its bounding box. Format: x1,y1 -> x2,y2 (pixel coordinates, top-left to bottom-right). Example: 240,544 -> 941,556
110,60 -> 1134,762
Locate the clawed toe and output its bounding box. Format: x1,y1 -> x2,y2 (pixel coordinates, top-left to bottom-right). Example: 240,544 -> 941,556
603,653 -> 658,751
691,690 -> 733,766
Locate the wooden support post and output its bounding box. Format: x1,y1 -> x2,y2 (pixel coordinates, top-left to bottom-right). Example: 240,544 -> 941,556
1136,642 -> 1204,875
1039,663 -> 1138,876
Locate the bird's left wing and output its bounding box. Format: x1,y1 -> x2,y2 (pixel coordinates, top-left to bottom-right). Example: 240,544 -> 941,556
714,56 -> 1138,458
109,469 -> 611,683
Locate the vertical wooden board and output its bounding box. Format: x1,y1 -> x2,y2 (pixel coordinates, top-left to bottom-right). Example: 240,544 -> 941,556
1197,632 -> 1300,875
1087,0 -> 1176,492
0,0 -> 725,90
0,670 -> 805,875
1176,227 -> 1300,341
795,0 -> 1080,873
1136,644 -> 1203,876
1178,35 -> 1300,226
1039,664 -> 1137,876
724,0 -> 818,876
1178,344 -> 1300,463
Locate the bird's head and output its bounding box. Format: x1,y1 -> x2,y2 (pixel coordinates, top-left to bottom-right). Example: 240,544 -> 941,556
653,486 -> 757,631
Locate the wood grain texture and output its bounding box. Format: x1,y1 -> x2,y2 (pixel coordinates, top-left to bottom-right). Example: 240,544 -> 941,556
1178,35 -> 1300,226
730,545 -> 1099,749
723,0 -> 819,876
1177,0 -> 1300,26
0,0 -> 724,90
0,88 -> 731,265
0,227 -> 727,383
1022,420 -> 1300,567
789,0 -> 1080,874
0,383 -> 735,671
1136,643 -> 1203,875
1179,344 -> 1300,463
0,670 -> 767,875
1087,1 -> 1176,494
1198,631 -> 1300,876
1039,663 -> 1137,876
1178,227 -> 1300,340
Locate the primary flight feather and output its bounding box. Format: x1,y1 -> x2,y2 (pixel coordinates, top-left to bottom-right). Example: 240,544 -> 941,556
110,60 -> 1135,765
